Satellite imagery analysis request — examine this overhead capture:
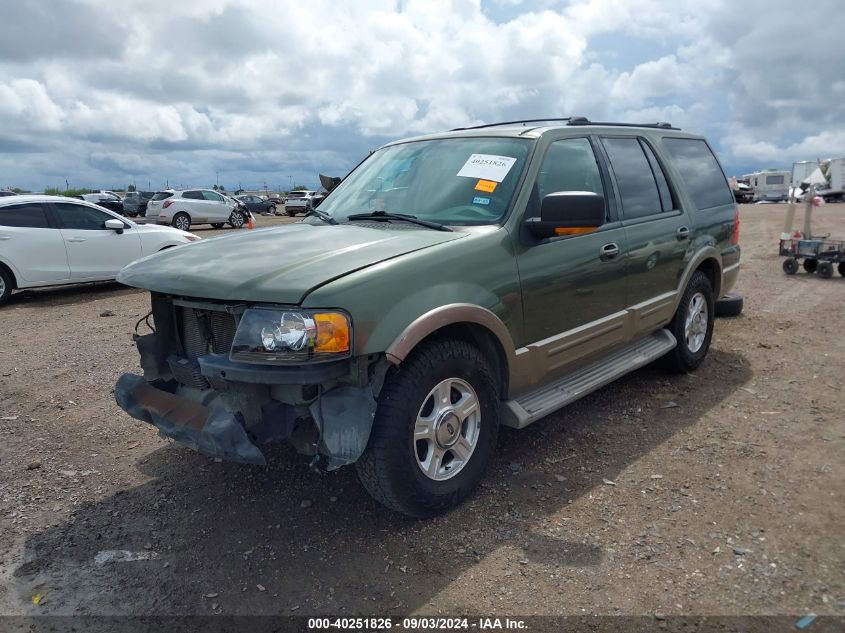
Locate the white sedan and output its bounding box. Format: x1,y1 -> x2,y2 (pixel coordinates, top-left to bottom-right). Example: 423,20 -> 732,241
0,195 -> 199,304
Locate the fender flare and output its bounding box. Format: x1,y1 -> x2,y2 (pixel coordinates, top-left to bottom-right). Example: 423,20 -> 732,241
674,247 -> 723,310
385,302 -> 517,371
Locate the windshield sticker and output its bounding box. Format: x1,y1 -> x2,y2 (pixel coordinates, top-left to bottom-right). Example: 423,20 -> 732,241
457,154 -> 517,183
472,196 -> 491,206
474,179 -> 497,193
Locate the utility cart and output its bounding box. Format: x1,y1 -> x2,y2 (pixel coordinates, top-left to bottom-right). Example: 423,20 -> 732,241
780,236 -> 845,278
779,182 -> 845,278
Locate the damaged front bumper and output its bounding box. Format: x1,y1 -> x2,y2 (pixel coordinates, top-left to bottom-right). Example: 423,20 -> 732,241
115,373 -> 267,465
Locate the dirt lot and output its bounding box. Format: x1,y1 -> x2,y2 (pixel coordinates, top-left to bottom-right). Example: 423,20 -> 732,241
0,205 -> 843,619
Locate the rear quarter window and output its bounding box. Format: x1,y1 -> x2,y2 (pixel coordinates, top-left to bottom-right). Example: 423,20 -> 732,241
662,138 -> 733,209
152,192 -> 174,201
0,203 -> 50,228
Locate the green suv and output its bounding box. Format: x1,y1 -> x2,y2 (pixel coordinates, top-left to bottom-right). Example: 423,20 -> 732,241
115,117 -> 740,517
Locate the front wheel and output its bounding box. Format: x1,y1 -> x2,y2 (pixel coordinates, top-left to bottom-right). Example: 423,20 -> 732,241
356,339 -> 500,518
228,211 -> 245,228
662,270 -> 715,373
783,257 -> 799,275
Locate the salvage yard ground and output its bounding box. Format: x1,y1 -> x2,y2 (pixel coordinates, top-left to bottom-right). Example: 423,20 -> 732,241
0,205 -> 843,617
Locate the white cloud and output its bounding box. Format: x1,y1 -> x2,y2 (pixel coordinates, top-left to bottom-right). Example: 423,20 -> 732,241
0,0 -> 842,189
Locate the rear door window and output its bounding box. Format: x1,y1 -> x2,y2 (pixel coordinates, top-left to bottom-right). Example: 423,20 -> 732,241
601,137 -> 662,220
662,138 -> 733,209
202,191 -> 225,202
183,191 -> 204,200
0,203 -> 50,228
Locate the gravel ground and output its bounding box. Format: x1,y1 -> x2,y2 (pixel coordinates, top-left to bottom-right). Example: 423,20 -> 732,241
0,205 -> 843,618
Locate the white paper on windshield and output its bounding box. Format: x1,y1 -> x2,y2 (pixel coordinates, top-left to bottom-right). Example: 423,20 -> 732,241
456,154 -> 517,183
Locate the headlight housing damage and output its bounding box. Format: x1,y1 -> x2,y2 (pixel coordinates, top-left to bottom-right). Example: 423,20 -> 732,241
230,308 -> 351,364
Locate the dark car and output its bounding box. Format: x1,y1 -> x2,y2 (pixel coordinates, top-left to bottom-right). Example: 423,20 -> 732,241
0,191 -> 17,197
122,191 -> 156,217
235,195 -> 278,216
80,192 -> 124,215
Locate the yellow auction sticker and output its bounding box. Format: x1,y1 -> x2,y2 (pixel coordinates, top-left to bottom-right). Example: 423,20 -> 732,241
475,179 -> 497,193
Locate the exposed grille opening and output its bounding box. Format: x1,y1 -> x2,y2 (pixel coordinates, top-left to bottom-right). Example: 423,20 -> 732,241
178,306 -> 238,360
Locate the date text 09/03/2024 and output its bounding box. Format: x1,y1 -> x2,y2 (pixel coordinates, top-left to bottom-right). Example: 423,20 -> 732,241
307,617 -> 527,630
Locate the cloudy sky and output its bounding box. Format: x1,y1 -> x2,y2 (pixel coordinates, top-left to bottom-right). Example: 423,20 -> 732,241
1,0 -> 843,192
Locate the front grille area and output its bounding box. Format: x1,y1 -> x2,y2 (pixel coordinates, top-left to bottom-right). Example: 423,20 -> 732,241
178,306 -> 238,360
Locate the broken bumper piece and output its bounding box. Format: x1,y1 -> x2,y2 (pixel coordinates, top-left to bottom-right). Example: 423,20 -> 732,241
114,373 -> 266,466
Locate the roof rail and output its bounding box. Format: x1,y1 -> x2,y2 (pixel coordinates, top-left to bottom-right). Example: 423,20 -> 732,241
450,117 -> 574,131
450,117 -> 680,131
566,118 -> 679,130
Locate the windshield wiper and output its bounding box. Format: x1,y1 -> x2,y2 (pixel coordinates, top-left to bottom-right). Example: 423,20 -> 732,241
304,208 -> 338,225
346,211 -> 452,232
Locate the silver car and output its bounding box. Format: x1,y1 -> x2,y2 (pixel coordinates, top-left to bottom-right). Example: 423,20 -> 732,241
149,189 -> 244,231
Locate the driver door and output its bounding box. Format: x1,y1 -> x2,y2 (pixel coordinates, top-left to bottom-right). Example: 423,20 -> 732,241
515,137 -> 629,374
203,190 -> 230,221
50,202 -> 142,279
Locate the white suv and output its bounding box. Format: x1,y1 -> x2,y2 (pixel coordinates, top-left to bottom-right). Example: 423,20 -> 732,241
148,189 -> 244,231
284,190 -> 323,216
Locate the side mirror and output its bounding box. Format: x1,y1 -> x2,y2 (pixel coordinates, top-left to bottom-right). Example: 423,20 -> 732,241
105,218 -> 125,234
525,191 -> 605,239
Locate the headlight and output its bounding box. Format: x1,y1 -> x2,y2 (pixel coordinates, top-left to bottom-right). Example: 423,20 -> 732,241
230,308 -> 351,364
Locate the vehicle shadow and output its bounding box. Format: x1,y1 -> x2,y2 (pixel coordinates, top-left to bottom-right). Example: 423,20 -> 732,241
12,349 -> 751,616
5,282 -> 139,308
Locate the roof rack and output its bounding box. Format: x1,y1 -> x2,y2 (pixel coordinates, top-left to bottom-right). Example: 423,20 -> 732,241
450,117 -> 679,131
567,117 -> 679,130
450,118 -> 574,131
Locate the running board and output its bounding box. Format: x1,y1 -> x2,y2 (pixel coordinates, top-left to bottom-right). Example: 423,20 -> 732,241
502,330 -> 677,429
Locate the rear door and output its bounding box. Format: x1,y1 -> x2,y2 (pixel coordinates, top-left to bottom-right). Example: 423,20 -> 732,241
516,137 -> 629,372
51,202 -> 142,279
598,136 -> 688,333
0,202 -> 70,283
180,191 -> 207,221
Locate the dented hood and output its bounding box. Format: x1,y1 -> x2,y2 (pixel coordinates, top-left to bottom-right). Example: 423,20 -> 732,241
117,222 -> 466,304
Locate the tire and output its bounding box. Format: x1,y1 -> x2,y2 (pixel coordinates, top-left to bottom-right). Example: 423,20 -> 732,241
782,257 -> 798,275
715,293 -> 743,318
0,266 -> 13,305
803,258 -> 818,273
228,211 -> 245,229
817,261 -> 834,279
839,262 -> 845,277
662,270 -> 715,373
286,210 -> 295,217
172,212 -> 191,231
355,338 -> 500,518
211,223 -> 224,229
268,205 -> 276,214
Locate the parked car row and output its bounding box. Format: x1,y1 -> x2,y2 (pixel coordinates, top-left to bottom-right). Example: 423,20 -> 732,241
0,195 -> 199,304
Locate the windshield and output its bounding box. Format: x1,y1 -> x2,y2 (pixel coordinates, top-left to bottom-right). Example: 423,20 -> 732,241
316,137 -> 532,225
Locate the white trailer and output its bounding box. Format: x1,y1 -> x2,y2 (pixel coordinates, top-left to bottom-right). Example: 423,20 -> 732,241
749,170 -> 791,202
816,158 -> 845,201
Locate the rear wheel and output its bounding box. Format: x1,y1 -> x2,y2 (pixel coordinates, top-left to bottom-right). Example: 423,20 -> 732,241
817,261 -> 834,279
268,205 -> 276,214
356,338 -> 500,518
228,211 -> 245,229
172,212 -> 191,231
782,257 -> 798,275
286,209 -> 296,217
662,271 -> 714,373
0,266 -> 13,305
803,258 -> 818,273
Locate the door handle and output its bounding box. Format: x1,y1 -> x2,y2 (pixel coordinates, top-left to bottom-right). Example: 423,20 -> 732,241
600,243 -> 620,261
66,237 -> 86,243
676,226 -> 690,240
